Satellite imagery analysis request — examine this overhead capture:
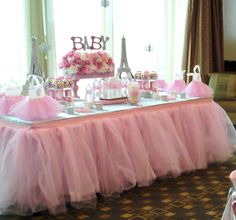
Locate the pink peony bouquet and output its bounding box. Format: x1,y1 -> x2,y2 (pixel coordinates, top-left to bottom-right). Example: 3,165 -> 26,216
58,50 -> 114,79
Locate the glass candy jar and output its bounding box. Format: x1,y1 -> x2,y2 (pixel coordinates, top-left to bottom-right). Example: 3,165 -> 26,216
127,81 -> 140,105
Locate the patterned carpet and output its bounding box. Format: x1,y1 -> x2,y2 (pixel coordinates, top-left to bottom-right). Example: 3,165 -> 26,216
0,155 -> 236,220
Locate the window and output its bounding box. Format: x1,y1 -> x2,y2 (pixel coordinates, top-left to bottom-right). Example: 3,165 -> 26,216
112,0 -> 188,82
0,0 -> 188,94
53,0 -> 106,62
52,0 -> 188,90
0,0 -> 29,84
52,0 -> 109,96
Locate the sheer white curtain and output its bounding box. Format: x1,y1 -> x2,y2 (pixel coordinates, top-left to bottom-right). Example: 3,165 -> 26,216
113,0 -> 188,82
0,0 -> 30,85
53,0 -> 106,62
52,0 -> 109,98
0,0 -> 190,96
51,0 -> 188,89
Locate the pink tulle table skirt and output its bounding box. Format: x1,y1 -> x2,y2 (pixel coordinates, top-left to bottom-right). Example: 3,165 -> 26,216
0,98 -> 235,215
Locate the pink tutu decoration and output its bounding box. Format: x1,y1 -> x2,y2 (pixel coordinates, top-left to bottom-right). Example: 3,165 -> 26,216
166,80 -> 186,93
186,65 -> 212,97
9,75 -> 63,121
0,79 -> 25,115
9,96 -> 63,121
0,96 -> 25,115
155,79 -> 168,91
186,81 -> 213,97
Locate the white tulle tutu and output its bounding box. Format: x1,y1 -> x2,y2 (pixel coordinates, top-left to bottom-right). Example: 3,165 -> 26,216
186,81 -> 213,98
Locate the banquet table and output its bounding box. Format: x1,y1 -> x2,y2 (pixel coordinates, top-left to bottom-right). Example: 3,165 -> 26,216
0,97 -> 235,215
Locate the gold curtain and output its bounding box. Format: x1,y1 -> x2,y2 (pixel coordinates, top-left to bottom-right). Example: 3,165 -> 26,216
184,0 -> 224,83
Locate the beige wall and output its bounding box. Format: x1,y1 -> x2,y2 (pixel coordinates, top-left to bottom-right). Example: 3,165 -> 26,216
224,0 -> 236,60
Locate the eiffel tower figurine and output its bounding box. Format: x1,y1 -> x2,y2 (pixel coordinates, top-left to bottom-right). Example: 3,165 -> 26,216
22,36 -> 45,95
117,36 -> 133,79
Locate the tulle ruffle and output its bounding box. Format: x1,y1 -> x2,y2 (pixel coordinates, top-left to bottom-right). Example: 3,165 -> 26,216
0,100 -> 234,215
155,79 -> 168,91
9,96 -> 63,121
186,81 -> 213,97
166,79 -> 186,93
0,96 -> 26,115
